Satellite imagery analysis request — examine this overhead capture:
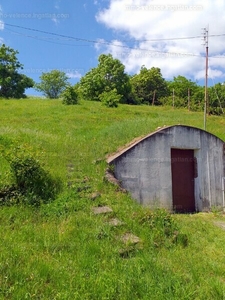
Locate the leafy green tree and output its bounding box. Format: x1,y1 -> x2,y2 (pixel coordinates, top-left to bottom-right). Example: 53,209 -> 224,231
130,66 -> 168,105
167,75 -> 199,108
35,70 -> 69,99
79,54 -> 131,103
79,67 -> 102,101
191,86 -> 204,111
0,44 -> 34,98
208,83 -> 225,115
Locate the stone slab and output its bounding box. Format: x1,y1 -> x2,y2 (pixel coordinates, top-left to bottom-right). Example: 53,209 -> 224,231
107,218 -> 124,227
92,206 -> 113,215
120,233 -> 141,245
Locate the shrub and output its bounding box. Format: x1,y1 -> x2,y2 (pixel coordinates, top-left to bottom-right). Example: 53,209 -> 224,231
98,89 -> 121,107
62,85 -> 78,105
0,146 -> 62,206
209,106 -> 224,116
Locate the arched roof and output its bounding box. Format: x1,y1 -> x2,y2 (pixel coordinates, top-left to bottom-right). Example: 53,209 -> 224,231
107,125 -> 224,163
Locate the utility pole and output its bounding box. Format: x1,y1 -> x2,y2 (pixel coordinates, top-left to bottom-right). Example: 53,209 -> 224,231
202,27 -> 209,130
152,90 -> 156,105
172,88 -> 175,109
188,88 -> 190,111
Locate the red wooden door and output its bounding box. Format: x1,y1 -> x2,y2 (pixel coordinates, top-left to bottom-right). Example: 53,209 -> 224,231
171,149 -> 195,212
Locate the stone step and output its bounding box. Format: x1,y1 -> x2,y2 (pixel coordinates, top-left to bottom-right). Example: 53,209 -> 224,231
120,233 -> 141,245
107,218 -> 124,227
92,206 -> 113,215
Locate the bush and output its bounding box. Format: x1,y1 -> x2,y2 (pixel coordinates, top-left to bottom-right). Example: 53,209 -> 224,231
98,89 -> 121,107
209,106 -> 224,116
159,96 -> 186,108
62,85 -> 78,105
0,146 -> 62,206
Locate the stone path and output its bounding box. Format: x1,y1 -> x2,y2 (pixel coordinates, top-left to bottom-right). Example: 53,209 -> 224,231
92,205 -> 141,251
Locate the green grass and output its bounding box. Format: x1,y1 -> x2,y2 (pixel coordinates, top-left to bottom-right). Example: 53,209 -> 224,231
0,98 -> 225,299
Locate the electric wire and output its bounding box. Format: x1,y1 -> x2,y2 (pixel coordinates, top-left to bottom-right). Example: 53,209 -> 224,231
3,23 -> 225,59
3,23 -> 204,58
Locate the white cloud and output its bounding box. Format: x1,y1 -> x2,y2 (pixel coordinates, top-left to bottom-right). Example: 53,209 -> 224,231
94,38 -> 106,51
66,71 -> 82,79
96,0 -> 225,82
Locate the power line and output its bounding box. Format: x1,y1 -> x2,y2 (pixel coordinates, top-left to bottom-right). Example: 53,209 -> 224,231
2,23 -> 203,57
3,23 -> 225,59
5,27 -> 90,47
5,22 -> 225,42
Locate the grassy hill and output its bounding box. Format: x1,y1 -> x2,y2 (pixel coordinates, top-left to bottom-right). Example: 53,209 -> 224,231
0,98 -> 225,299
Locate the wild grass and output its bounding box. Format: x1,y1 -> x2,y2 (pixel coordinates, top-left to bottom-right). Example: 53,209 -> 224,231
0,98 -> 225,299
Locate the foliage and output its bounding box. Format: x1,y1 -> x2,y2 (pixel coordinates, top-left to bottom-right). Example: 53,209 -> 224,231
159,95 -> 185,108
164,77 -> 225,114
62,85 -> 79,105
98,88 -> 121,107
208,83 -> 225,115
130,66 -> 168,105
0,44 -> 34,98
139,208 -> 188,248
0,146 -> 61,206
166,76 -> 200,109
79,54 -> 131,103
190,86 -> 205,111
35,69 -> 69,99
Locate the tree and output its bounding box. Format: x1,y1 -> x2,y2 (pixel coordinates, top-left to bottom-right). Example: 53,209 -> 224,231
79,54 -> 131,103
35,70 -> 69,99
0,44 -> 34,98
167,76 -> 199,108
191,86 -> 204,111
208,83 -> 225,115
130,66 -> 168,105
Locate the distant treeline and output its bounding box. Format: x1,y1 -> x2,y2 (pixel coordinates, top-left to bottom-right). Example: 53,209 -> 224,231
0,44 -> 224,114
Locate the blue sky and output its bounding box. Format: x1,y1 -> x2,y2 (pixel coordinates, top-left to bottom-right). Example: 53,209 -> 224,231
0,0 -> 225,96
